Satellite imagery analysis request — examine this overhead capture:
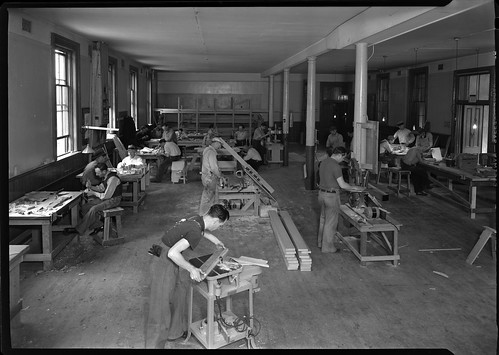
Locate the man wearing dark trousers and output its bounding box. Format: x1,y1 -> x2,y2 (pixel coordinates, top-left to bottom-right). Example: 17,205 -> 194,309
401,146 -> 431,196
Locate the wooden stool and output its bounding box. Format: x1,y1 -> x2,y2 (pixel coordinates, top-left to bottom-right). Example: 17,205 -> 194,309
93,207 -> 125,246
388,167 -> 411,197
171,159 -> 187,184
466,226 -> 496,265
376,162 -> 390,184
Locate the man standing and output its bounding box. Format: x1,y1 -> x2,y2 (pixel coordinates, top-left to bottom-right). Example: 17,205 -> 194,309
64,163 -> 122,237
199,138 -> 223,216
145,204 -> 229,349
393,121 -> 414,145
325,126 -> 345,150
401,146 -> 431,196
317,146 -> 364,253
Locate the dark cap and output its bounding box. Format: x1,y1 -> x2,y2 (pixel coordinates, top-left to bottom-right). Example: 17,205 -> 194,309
127,144 -> 137,150
396,121 -> 404,126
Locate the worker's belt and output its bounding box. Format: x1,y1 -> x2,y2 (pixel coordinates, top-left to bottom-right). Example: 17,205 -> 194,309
319,188 -> 337,193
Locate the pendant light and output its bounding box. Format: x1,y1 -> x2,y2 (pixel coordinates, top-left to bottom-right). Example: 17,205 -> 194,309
454,37 -> 460,70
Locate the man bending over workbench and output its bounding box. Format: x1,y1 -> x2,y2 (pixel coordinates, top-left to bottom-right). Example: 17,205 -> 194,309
145,203 -> 228,349
64,163 -> 122,237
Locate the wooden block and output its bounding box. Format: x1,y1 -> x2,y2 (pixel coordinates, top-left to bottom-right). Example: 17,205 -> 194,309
269,210 -> 296,255
200,248 -> 228,278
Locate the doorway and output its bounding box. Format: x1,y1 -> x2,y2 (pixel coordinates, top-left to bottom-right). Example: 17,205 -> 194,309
319,82 -> 353,147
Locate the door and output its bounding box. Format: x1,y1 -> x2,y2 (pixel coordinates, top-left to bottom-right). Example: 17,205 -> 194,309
461,105 -> 488,154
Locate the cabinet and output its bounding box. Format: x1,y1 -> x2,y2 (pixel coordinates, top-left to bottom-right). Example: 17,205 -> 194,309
154,96 -> 268,139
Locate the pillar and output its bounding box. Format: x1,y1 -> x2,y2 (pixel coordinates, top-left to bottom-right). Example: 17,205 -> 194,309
352,42 -> 368,163
282,68 -> 290,166
268,75 -> 274,128
304,56 -> 317,190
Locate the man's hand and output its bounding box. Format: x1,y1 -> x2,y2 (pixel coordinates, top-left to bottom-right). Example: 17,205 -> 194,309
189,268 -> 204,282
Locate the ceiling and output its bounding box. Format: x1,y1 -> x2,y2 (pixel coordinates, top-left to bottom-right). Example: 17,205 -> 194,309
16,0 -> 495,75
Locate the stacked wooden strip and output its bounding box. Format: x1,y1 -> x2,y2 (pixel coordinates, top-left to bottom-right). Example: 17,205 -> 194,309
279,211 -> 312,271
268,210 -> 299,270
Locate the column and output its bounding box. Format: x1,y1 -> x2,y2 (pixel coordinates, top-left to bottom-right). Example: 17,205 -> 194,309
268,74 -> 274,128
352,43 -> 368,163
282,68 -> 290,166
305,56 -> 317,190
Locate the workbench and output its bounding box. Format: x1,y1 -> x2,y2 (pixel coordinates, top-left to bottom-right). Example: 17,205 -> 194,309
9,191 -> 83,270
9,245 -> 30,318
336,204 -> 402,266
217,185 -> 261,216
420,161 -> 496,219
188,147 -> 241,173
114,168 -> 147,213
186,255 -> 262,349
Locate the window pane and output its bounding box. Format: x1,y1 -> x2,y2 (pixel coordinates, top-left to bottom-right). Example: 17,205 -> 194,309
478,74 -> 490,101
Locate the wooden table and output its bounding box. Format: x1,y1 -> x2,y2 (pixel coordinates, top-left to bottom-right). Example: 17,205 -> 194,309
114,168 -> 147,213
9,191 -> 83,270
336,204 -> 402,266
193,147 -> 241,174
137,152 -> 164,180
9,245 -> 30,318
420,161 -> 496,219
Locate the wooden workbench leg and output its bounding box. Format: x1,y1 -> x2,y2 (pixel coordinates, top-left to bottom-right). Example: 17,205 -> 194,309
70,203 -> 79,227
447,178 -> 453,191
207,296 -> 215,349
248,284 -> 254,330
469,184 -> 477,219
392,230 -> 399,266
42,224 -> 53,270
226,294 -> 232,313
360,232 -> 367,266
133,181 -> 139,214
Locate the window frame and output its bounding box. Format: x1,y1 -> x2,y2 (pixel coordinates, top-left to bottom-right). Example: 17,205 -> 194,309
129,65 -> 138,125
107,56 -> 118,139
376,73 -> 390,126
51,33 -> 80,159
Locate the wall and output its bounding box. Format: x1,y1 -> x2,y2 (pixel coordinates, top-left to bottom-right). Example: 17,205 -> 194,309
8,9 -> 149,179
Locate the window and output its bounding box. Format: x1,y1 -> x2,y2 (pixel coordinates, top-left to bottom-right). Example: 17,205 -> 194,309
376,73 -> 389,125
130,66 -> 138,124
52,34 -> 80,158
107,57 -> 117,139
408,67 -> 428,130
146,69 -> 152,124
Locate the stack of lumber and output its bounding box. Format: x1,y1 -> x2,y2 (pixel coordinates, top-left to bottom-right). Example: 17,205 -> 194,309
268,210 -> 312,271
268,210 -> 299,270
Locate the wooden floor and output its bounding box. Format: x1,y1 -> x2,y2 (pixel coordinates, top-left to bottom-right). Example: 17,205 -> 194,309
10,143 -> 497,352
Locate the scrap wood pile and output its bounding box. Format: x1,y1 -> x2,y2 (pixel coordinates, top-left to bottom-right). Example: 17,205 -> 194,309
268,210 -> 312,271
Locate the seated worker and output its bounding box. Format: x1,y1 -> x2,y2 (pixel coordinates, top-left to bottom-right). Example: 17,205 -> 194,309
393,121 -> 415,146
202,124 -> 218,147
145,203 -> 228,348
64,163 -> 122,237
117,145 -> 145,170
379,135 -> 400,167
161,124 -> 178,144
80,155 -> 109,187
401,146 -> 431,196
252,122 -> 270,163
152,138 -> 182,182
234,124 -> 248,146
415,122 -> 433,153
243,143 -> 263,171
325,126 -> 345,150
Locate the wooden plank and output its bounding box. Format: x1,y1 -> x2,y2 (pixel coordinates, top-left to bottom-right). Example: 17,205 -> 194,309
279,211 -> 310,252
268,210 -> 296,254
199,248 -> 228,279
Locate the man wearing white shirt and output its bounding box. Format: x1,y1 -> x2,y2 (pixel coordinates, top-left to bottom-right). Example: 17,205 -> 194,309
243,144 -> 263,171
117,145 -> 145,169
393,121 -> 414,145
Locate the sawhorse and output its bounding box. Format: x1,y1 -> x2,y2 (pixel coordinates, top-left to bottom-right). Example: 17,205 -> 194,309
466,226 -> 496,265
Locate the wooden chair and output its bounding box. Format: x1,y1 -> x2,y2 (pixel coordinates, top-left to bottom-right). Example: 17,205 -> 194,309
92,207 -> 125,246
388,167 -> 412,197
376,162 -> 390,184
466,226 -> 496,265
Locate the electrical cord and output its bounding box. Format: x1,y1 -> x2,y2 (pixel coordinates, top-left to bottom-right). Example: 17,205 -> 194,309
215,296 -> 262,338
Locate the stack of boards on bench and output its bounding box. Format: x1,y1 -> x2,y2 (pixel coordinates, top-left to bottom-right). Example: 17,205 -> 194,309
268,210 -> 312,271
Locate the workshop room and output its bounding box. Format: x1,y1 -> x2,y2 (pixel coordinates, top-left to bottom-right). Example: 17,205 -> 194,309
3,1 -> 497,352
